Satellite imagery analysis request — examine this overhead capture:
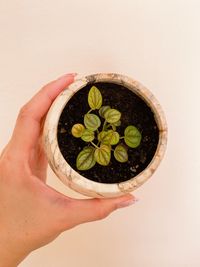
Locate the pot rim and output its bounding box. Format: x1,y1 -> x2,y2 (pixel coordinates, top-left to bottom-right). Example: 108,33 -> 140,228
43,73 -> 167,198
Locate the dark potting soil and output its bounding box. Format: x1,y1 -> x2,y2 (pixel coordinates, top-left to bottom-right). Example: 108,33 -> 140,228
57,82 -> 159,184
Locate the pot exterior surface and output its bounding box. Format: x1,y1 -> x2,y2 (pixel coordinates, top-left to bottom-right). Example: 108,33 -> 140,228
43,73 -> 167,198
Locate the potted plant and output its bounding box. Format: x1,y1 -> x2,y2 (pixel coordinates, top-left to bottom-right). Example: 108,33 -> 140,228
43,73 -> 167,198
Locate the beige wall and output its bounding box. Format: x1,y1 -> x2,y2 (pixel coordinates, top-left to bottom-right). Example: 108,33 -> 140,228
0,1 -> 200,266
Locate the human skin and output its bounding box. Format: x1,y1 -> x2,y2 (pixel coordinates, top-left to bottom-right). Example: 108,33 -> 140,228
0,73 -> 137,267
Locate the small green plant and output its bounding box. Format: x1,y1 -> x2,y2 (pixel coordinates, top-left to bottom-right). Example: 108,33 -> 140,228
71,86 -> 142,170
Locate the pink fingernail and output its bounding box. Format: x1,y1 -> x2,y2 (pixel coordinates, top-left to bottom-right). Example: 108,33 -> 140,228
68,73 -> 78,76
117,197 -> 139,209
57,73 -> 77,80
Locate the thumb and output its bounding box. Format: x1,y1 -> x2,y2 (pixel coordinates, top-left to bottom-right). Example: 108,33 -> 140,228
65,194 -> 138,227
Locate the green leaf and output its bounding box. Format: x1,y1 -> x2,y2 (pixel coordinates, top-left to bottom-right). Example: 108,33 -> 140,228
76,146 -> 96,170
88,86 -> 102,110
98,131 -> 110,144
113,120 -> 121,127
94,145 -> 111,166
99,105 -> 111,118
104,109 -> 121,123
98,130 -> 119,145
71,123 -> 85,138
84,114 -> 101,131
98,131 -> 104,140
124,125 -> 142,148
110,120 -> 121,131
111,125 -> 116,131
81,129 -> 94,142
110,131 -> 120,145
114,144 -> 128,163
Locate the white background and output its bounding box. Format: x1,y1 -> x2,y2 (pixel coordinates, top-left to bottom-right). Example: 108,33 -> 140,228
0,1 -> 200,266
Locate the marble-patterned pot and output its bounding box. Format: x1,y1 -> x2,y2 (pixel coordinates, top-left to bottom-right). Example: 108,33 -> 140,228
43,73 -> 167,198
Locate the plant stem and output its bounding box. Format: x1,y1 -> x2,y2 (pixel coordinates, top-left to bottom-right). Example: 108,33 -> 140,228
120,136 -> 124,139
87,108 -> 93,114
91,142 -> 99,149
103,120 -> 107,131
111,125 -> 116,131
106,123 -> 116,131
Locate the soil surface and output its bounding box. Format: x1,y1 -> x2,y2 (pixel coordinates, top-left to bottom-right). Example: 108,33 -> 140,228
57,82 -> 159,184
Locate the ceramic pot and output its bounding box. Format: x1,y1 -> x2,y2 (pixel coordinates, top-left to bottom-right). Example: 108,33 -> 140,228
42,73 -> 167,198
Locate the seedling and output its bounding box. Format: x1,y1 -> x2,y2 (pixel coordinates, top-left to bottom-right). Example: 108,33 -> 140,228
71,86 -> 142,170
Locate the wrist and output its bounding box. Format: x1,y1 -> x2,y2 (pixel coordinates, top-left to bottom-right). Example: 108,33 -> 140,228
0,246 -> 29,267
0,235 -> 30,267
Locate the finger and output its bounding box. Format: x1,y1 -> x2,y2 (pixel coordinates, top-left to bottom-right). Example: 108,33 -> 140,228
10,73 -> 76,154
29,140 -> 48,181
31,117 -> 48,181
61,194 -> 138,229
0,143 -> 9,159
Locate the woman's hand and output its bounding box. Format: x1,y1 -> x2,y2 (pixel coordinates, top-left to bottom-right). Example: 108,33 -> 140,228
0,73 -> 136,267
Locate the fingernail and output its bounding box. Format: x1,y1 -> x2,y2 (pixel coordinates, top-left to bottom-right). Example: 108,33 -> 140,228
57,73 -> 77,80
117,197 -> 139,209
68,73 -> 78,76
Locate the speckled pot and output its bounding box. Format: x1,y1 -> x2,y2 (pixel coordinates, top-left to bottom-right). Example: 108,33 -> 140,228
42,73 -> 167,198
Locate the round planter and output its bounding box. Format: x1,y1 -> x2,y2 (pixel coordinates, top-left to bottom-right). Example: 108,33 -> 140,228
42,73 -> 167,198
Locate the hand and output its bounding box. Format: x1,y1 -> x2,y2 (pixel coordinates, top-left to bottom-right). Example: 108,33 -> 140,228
0,73 -> 137,267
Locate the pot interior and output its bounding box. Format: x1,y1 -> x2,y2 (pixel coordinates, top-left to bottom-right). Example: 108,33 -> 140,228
57,81 -> 159,184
